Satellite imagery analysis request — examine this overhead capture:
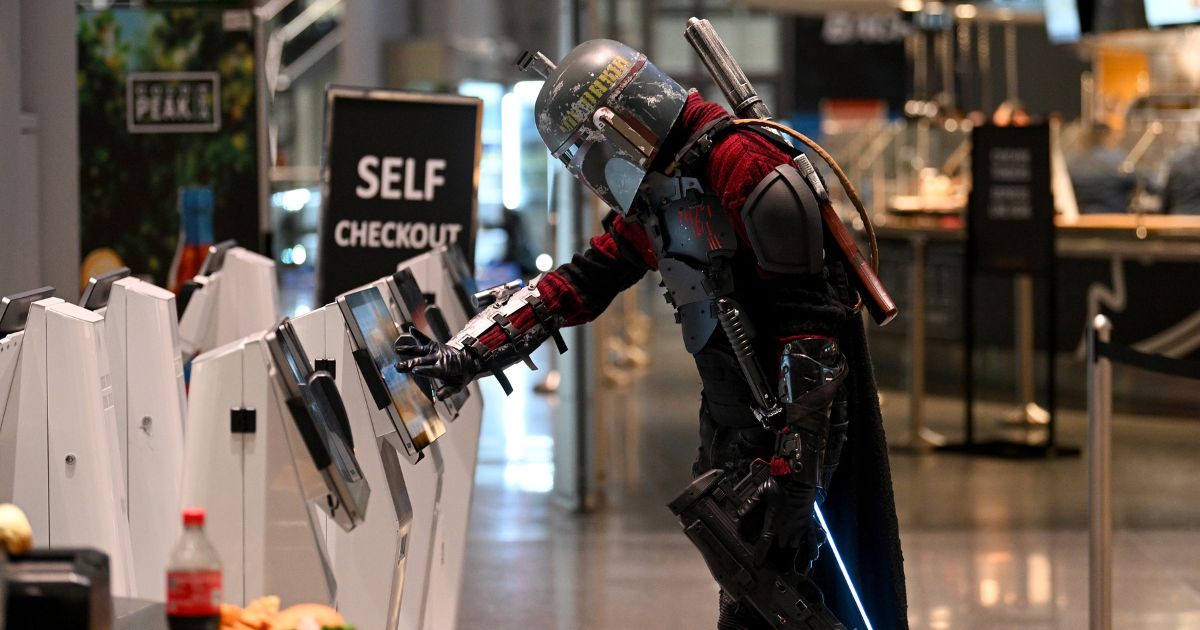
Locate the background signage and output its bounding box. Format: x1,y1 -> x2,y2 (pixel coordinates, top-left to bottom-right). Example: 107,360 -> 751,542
77,6 -> 260,289
317,87 -> 482,304
968,124 -> 1054,274
126,72 -> 221,134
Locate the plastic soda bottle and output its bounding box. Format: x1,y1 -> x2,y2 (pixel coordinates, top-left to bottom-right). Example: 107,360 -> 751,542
166,507 -> 222,630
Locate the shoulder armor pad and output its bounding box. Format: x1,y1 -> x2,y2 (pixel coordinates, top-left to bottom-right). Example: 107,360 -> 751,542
741,164 -> 823,274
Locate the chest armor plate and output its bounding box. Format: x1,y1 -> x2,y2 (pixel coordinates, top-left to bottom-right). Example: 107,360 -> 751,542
637,172 -> 738,353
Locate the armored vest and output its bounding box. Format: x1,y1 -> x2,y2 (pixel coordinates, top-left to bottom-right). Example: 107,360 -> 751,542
631,169 -> 739,354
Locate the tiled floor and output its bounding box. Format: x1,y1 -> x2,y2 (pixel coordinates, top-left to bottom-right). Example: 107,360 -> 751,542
457,309 -> 1200,629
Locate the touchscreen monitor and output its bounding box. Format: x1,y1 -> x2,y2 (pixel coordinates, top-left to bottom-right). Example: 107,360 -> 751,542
338,287 -> 447,463
389,268 -> 452,343
0,287 -> 56,336
198,239 -> 237,277
265,318 -> 370,530
79,267 -> 132,311
441,244 -> 480,317
386,270 -> 468,414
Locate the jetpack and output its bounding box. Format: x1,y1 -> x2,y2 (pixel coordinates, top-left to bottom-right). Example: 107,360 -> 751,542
683,17 -> 898,328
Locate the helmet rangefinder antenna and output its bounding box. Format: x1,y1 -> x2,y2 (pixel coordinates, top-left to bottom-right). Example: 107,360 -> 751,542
684,17 -> 772,121
515,50 -> 556,78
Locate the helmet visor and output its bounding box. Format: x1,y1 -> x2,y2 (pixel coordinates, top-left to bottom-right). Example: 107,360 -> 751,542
555,130 -> 645,213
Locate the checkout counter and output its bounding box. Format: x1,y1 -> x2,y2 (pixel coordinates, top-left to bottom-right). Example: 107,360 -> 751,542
815,99 -> 1200,421
873,200 -> 1200,432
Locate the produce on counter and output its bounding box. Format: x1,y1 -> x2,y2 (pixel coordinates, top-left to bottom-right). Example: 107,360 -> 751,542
0,503 -> 33,554
218,596 -> 351,630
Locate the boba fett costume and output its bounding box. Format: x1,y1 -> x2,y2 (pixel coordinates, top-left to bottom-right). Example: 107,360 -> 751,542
394,39 -> 907,629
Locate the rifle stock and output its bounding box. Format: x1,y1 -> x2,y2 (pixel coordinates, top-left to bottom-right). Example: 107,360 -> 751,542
819,201 -> 898,326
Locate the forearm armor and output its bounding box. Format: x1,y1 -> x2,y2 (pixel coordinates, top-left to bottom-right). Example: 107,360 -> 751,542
448,276 -> 567,394
773,341 -> 848,501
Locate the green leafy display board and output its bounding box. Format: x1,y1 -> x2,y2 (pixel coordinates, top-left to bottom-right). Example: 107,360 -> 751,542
77,6 -> 259,290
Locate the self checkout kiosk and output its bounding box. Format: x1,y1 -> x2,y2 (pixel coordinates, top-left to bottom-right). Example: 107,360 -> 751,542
178,242 -> 280,357
331,245 -> 483,630
180,244 -> 482,630
0,287 -> 135,598
309,245 -> 482,630
264,257 -> 477,630
291,289 -> 425,630
180,326 -> 339,609
182,301 -> 422,628
385,246 -> 484,630
82,268 -> 187,601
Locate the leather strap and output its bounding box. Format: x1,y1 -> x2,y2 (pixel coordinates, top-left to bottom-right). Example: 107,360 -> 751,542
460,334 -> 513,395
666,117 -> 736,174
491,313 -> 537,370
525,294 -> 569,353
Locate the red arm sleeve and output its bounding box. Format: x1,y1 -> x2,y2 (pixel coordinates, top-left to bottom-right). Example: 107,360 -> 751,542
477,212 -> 655,350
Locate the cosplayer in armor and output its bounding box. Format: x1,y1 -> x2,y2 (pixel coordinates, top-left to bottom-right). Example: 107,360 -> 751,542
395,28 -> 907,630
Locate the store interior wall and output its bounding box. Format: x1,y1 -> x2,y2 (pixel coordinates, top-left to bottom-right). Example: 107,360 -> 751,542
339,0 -> 410,87
984,22 -> 1090,118
0,1 -> 79,299
0,2 -> 34,298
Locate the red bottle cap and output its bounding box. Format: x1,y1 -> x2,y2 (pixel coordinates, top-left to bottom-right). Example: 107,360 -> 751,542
182,506 -> 205,527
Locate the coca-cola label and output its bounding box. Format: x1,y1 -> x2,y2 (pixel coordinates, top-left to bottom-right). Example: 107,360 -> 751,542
166,570 -> 222,616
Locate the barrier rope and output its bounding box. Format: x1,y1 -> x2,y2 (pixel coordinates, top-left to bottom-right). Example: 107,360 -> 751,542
1095,341 -> 1200,382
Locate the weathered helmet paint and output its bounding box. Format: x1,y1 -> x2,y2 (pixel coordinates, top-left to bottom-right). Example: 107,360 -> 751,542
518,39 -> 689,213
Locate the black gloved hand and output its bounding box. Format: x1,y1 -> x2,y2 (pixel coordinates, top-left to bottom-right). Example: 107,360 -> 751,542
394,335 -> 483,399
773,485 -> 825,574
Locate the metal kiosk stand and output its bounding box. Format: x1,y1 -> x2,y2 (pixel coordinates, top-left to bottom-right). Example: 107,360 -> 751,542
84,270 -> 188,600
0,287 -> 136,597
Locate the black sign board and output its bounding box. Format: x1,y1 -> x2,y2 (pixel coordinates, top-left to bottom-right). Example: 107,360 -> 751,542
953,122 -> 1073,458
968,124 -> 1054,275
317,87 -> 482,305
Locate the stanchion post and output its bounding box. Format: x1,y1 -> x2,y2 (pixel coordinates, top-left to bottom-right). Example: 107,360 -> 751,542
1088,314 -> 1113,630
896,234 -> 946,452
909,235 -> 927,445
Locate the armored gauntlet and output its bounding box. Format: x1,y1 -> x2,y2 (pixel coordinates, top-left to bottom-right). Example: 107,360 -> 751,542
395,277 -> 566,397
771,339 -> 847,556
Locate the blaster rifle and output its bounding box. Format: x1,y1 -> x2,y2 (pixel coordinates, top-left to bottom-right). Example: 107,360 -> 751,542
668,460 -> 846,629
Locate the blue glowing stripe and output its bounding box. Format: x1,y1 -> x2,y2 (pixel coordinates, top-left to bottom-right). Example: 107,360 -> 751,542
814,504 -> 874,630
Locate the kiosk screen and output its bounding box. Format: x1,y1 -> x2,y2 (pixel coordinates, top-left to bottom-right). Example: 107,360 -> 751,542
79,267 -> 132,311
266,318 -> 370,530
1,287 -> 56,336
387,269 -> 469,413
338,287 -> 446,458
442,244 -> 480,317
198,240 -> 237,277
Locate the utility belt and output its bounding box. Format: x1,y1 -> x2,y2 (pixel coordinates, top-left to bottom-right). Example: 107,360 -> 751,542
693,298 -> 848,484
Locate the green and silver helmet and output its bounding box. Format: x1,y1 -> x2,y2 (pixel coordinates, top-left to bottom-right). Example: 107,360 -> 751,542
517,40 -> 689,214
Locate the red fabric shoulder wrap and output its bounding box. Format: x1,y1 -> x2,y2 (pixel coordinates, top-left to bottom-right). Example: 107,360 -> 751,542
679,91 -> 795,243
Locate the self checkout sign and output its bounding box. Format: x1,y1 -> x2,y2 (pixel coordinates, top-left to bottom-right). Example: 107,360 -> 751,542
317,87 -> 482,304
126,72 -> 220,133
